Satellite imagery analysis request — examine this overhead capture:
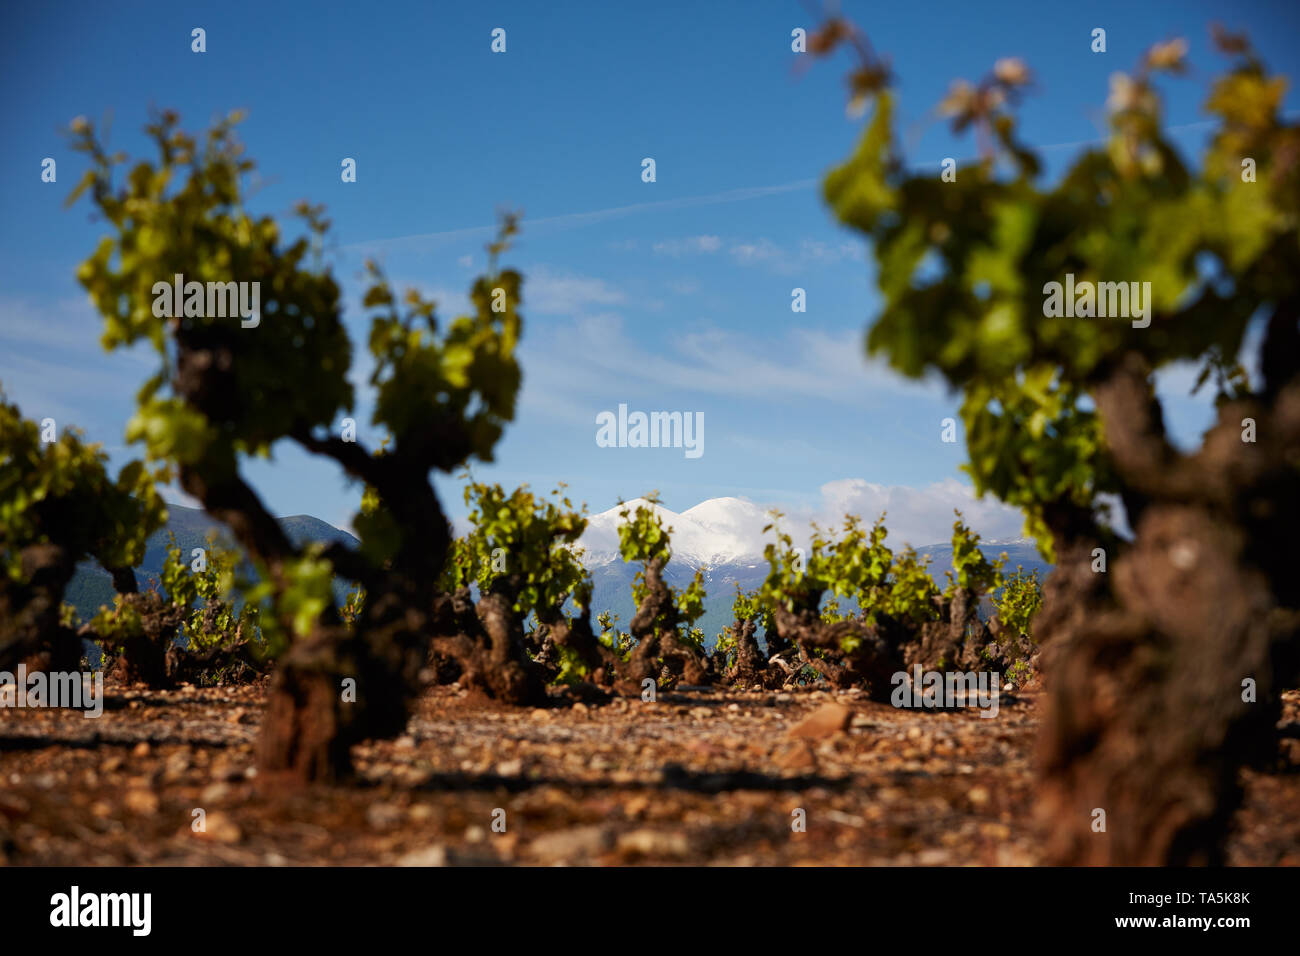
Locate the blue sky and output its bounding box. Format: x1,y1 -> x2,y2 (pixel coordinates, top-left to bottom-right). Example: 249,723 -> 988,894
2,0 -> 1298,545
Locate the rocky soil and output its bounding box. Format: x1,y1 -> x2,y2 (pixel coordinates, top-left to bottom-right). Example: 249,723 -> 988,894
2,680 -> 1298,866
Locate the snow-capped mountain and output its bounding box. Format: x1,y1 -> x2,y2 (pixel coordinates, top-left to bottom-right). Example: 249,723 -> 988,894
575,496 -> 1051,646
576,496 -> 1044,573
578,496 -> 772,569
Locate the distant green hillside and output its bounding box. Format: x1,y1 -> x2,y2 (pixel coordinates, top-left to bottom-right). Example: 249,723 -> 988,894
65,504 -> 359,620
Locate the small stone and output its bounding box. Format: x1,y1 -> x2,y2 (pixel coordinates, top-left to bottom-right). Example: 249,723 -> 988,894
366,802 -> 404,829
528,825 -> 613,862
197,811 -> 242,844
0,794 -> 31,820
495,759 -> 523,777
968,786 -> 991,807
690,707 -> 712,719
787,703 -> 852,739
200,782 -> 231,804
131,742 -> 151,758
209,759 -> 242,782
397,845 -> 448,867
624,795 -> 651,819
162,752 -> 191,783
616,829 -> 691,860
823,809 -> 866,828
773,742 -> 817,771
124,789 -> 159,815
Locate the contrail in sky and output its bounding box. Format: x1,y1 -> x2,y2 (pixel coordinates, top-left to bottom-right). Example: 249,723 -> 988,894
340,118 -> 1227,253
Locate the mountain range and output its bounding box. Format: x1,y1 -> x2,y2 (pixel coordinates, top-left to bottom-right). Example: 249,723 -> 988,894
64,505 -> 359,621
575,497 -> 1051,645
64,498 -> 1051,647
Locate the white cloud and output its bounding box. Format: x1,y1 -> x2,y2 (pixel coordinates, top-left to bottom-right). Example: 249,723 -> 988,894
652,235 -> 722,256
728,238 -> 782,266
728,237 -> 860,274
524,266 -> 625,315
809,477 -> 1026,549
0,296 -> 159,440
0,295 -> 152,363
577,480 -> 1030,565
516,312 -> 944,426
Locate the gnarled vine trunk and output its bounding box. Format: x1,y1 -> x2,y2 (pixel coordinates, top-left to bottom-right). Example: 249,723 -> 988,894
725,616 -> 780,688
1038,342 -> 1300,864
425,580 -> 547,705
626,557 -> 713,688
771,604 -> 905,699
0,543 -> 76,672
540,602 -> 622,687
